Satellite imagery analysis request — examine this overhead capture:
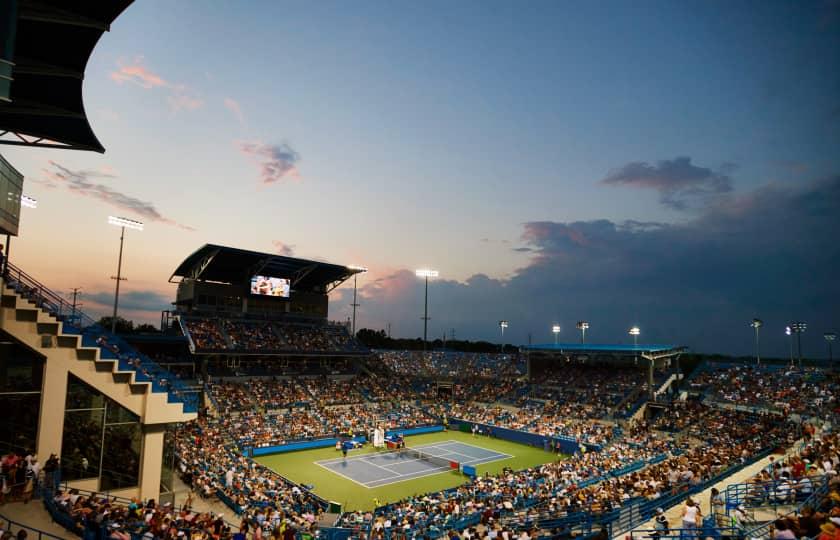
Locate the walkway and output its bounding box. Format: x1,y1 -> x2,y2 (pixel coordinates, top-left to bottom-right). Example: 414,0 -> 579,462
616,452 -> 783,539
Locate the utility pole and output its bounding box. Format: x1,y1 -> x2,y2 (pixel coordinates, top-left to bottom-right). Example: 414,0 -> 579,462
69,288 -> 82,324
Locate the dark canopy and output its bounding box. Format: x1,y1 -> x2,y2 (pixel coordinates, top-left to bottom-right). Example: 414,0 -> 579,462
0,0 -> 134,152
170,244 -> 363,292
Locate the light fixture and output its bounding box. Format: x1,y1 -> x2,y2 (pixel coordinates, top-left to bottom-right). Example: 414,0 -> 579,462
108,216 -> 144,231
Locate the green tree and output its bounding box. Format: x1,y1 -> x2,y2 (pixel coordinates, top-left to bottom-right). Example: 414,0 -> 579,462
96,316 -> 134,334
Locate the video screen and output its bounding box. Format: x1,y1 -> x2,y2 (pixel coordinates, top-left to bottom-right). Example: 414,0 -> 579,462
250,275 -> 291,297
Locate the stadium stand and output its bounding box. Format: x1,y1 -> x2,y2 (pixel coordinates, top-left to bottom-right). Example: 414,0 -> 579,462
5,243 -> 840,540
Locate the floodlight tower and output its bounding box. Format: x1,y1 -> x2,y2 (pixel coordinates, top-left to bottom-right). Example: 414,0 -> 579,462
785,326 -> 793,367
750,318 -> 763,365
629,326 -> 640,364
552,324 -> 561,345
790,321 -> 807,369
499,320 -> 508,353
824,332 -> 836,370
348,266 -> 367,336
415,269 -> 438,352
576,321 -> 589,344
108,216 -> 143,334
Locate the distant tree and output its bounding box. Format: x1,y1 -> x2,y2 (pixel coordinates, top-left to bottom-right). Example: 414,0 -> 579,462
356,328 -> 388,348
355,328 -> 514,353
134,323 -> 160,334
96,316 -> 134,334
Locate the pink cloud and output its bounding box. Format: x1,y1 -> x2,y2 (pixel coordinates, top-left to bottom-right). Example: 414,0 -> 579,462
110,58 -> 168,88
224,97 -> 245,125
168,85 -> 204,112
238,141 -> 301,185
111,57 -> 203,113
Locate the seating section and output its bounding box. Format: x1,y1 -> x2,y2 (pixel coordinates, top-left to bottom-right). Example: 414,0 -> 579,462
181,316 -> 369,354
686,361 -> 840,417
2,266 -> 198,413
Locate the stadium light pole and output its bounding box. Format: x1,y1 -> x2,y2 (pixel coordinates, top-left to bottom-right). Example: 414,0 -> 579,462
499,320 -> 508,353
576,321 -> 589,344
750,318 -> 763,366
785,326 -> 793,367
415,269 -> 438,352
824,332 -> 836,370
108,216 -> 143,334
348,266 -> 367,337
790,321 -> 806,369
629,326 -> 640,364
552,324 -> 561,345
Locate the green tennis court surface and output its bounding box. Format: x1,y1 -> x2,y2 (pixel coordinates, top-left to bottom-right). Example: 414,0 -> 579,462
255,430 -> 562,511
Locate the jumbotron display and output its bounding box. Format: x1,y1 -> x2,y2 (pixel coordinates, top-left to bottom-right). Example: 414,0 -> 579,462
249,275 -> 291,297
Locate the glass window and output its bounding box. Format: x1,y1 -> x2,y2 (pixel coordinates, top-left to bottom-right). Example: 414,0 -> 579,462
65,374 -> 106,410
0,393 -> 41,455
0,336 -> 43,455
100,423 -> 141,491
60,409 -> 103,481
105,397 -> 139,424
0,342 -> 44,392
61,375 -> 141,489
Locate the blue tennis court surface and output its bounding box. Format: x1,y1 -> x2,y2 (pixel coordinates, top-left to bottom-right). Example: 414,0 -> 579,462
315,440 -> 511,488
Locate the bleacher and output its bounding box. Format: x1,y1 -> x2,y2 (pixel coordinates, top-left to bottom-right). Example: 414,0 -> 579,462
3,261 -> 199,413
180,316 -> 369,355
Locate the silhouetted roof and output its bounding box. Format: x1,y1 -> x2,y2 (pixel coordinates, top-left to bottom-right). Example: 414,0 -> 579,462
526,343 -> 686,355
0,0 -> 134,152
170,244 -> 363,292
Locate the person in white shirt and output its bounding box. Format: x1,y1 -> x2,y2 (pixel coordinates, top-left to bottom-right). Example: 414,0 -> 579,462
681,497 -> 701,538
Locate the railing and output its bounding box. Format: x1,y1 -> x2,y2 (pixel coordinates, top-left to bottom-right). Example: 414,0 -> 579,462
2,260 -> 86,326
0,512 -> 66,540
738,475 -> 830,540
2,260 -> 198,413
630,525 -> 743,540
725,475 -> 826,514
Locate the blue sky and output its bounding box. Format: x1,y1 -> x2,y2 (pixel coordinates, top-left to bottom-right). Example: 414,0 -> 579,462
3,0 -> 839,356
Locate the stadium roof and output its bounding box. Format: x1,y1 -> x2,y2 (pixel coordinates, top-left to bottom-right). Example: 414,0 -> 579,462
526,343 -> 686,355
170,244 -> 363,292
0,0 -> 134,152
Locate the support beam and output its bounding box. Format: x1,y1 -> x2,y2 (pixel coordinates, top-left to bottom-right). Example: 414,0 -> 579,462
138,425 -> 165,502
37,353 -> 68,458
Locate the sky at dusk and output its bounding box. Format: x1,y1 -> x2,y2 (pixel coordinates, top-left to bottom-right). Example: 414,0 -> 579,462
2,0 -> 839,357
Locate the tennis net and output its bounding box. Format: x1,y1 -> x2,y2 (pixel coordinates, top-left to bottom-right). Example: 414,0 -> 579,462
399,446 -> 459,470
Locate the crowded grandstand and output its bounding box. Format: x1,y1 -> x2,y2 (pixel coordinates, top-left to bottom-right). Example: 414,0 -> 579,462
1,240 -> 839,540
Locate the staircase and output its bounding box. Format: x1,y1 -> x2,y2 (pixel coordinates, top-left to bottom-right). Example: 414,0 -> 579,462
0,262 -> 198,431
653,371 -> 679,399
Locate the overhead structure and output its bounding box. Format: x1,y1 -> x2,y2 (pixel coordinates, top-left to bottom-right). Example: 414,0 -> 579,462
170,244 -> 364,293
0,0 -> 134,152
525,342 -> 687,400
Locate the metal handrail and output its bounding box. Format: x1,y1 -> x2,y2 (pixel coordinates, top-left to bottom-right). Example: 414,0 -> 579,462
2,260 -> 198,412
0,512 -> 66,540
2,260 -> 87,326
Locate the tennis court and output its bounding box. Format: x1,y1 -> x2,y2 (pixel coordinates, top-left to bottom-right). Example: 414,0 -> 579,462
315,440 -> 511,488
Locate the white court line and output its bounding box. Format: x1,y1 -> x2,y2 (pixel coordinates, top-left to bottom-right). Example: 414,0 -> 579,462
315,439 -> 515,488
361,451 -> 515,488
364,466 -> 451,488
360,456 -> 408,477
313,460 -> 374,488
